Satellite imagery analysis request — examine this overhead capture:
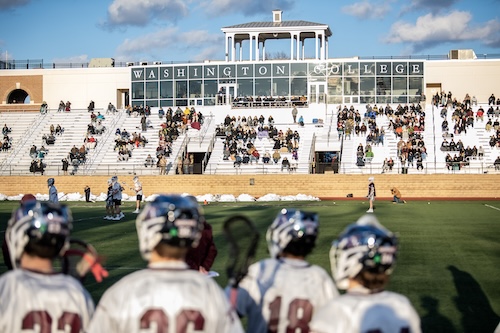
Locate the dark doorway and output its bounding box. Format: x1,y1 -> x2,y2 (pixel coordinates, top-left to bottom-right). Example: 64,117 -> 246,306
7,89 -> 29,104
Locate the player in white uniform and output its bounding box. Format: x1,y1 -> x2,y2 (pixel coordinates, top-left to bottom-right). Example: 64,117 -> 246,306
132,176 -> 143,213
88,194 -> 244,333
0,201 -> 94,333
310,214 -> 421,333
231,208 -> 339,333
111,175 -> 124,220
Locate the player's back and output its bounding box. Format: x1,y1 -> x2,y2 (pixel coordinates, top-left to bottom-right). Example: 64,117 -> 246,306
88,262 -> 243,333
236,257 -> 339,333
310,290 -> 421,333
0,269 -> 94,333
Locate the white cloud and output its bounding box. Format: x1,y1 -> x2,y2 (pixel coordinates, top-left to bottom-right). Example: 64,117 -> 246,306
385,11 -> 500,52
0,0 -> 30,10
115,28 -> 222,61
51,54 -> 89,64
400,0 -> 458,14
199,0 -> 294,17
341,1 -> 391,19
105,0 -> 189,27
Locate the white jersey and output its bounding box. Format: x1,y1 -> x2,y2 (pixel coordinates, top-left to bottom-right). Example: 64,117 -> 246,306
112,181 -> 122,200
232,257 -> 339,333
0,269 -> 94,333
310,289 -> 421,333
88,261 -> 243,333
134,181 -> 143,196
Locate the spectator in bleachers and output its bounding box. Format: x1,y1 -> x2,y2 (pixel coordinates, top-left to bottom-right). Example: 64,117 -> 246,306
38,146 -> 48,160
2,124 -> 11,136
281,157 -> 290,171
107,102 -> 116,114
488,94 -> 496,106
158,155 -> 167,175
61,158 -> 69,176
88,100 -> 95,112
58,100 -> 65,112
272,150 -> 281,164
476,107 -> 484,121
95,120 -> 105,135
494,156 -> 500,170
29,145 -> 37,159
486,119 -> 492,131
65,101 -> 71,111
478,146 -> 484,160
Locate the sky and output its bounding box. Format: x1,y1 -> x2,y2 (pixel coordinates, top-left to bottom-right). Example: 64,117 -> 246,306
0,0 -> 499,64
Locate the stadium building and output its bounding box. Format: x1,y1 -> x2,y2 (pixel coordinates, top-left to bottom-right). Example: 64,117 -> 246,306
0,10 -> 499,182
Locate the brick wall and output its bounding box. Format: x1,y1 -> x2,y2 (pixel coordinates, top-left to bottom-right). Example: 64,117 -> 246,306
0,175 -> 498,200
0,75 -> 43,106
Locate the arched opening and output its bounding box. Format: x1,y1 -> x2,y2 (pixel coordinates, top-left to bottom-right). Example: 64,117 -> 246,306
7,89 -> 30,104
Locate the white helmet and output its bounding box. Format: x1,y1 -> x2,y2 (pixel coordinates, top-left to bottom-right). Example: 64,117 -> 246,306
6,201 -> 72,268
330,214 -> 398,290
266,208 -> 319,259
135,194 -> 204,261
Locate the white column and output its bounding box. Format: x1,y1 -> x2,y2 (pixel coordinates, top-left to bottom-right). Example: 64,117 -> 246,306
256,34 -> 260,61
225,34 -> 229,62
249,34 -> 254,61
315,32 -> 319,60
326,38 -> 329,60
262,41 -> 266,61
321,33 -> 325,60
230,34 -> 235,62
290,33 -> 294,61
296,33 -> 300,60
302,39 -> 305,60
239,41 -> 243,61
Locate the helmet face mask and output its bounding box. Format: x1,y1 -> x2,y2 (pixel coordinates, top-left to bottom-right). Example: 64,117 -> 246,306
266,208 -> 319,259
136,195 -> 203,261
330,214 -> 398,290
6,201 -> 72,268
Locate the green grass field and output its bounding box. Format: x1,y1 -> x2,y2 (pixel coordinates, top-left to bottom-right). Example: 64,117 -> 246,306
1,200 -> 499,332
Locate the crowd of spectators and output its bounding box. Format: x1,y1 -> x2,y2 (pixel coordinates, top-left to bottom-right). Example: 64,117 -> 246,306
219,114 -> 299,170
2,124 -> 12,152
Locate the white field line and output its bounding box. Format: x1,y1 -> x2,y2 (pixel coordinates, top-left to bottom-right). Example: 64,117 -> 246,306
484,204 -> 500,212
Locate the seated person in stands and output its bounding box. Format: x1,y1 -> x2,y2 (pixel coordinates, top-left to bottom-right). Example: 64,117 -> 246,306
58,100 -> 65,112
441,139 -> 450,151
96,112 -> 105,121
55,124 -> 63,135
262,151 -> 271,164
298,115 -> 304,127
121,128 -> 130,139
2,124 -> 11,135
476,107 -> 484,121
29,145 -> 38,159
87,123 -> 96,135
292,149 -> 298,160
449,138 -> 456,151
118,146 -> 130,161
95,120 -> 105,134
281,157 -> 290,171
272,150 -> 281,164
144,154 -> 155,167
158,107 -> 165,119
494,156 -> 500,170
486,119 -> 493,131
65,101 -> 71,111
45,133 -> 56,145
441,119 -> 449,131
493,118 -> 500,131
268,115 -> 274,125
70,158 -> 80,175
38,146 -> 48,159
107,102 -> 116,114
365,149 -> 374,162
2,138 -> 10,151
387,157 -> 394,170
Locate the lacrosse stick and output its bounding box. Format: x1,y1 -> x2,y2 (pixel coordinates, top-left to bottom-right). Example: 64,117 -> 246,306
223,215 -> 260,308
61,238 -> 109,283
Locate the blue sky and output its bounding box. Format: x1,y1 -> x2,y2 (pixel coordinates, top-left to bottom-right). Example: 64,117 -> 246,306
0,0 -> 499,64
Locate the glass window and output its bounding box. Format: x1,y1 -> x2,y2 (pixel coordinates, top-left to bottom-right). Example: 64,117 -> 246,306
204,80 -> 218,98
255,64 -> 272,78
291,77 -> 307,96
343,77 -> 359,95
189,80 -> 202,98
273,78 -> 289,96
204,98 -> 215,106
175,99 -> 188,107
360,77 -> 375,96
393,77 -> 407,102
272,63 -> 289,77
409,77 -> 423,96
255,78 -> 271,96
360,96 -> 375,104
160,81 -> 173,98
327,77 -> 342,96
160,100 -> 173,107
376,77 -> 391,96
175,81 -> 187,98
238,79 -> 254,97
132,100 -> 143,107
237,64 -> 254,78
308,62 -> 327,77
376,96 -> 391,104
132,82 -> 144,99
291,63 -> 307,76
189,66 -> 203,79
343,62 -> 359,76
145,82 -> 158,99
145,100 -> 158,107
360,62 -> 376,76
